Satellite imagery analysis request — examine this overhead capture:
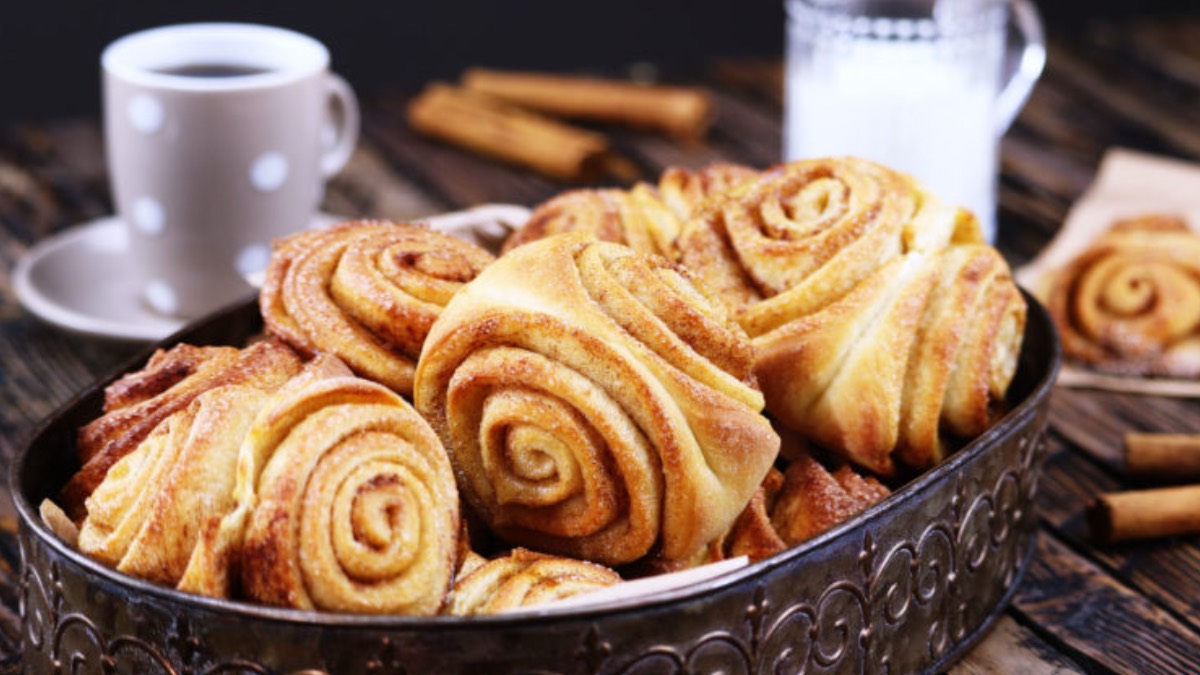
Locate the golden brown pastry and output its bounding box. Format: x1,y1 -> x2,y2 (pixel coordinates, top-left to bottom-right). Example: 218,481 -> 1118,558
76,385 -> 270,595
446,548 -> 621,615
678,156 -> 982,333
702,467 -> 787,564
657,163 -> 761,226
260,220 -> 494,395
676,158 -> 1023,475
631,467 -> 786,576
502,163 -> 758,259
177,354 -> 357,600
754,246 -> 1025,475
502,187 -> 676,258
770,451 -> 891,546
414,232 -> 780,566
61,340 -> 303,519
218,356 -> 461,615
1044,214 -> 1200,378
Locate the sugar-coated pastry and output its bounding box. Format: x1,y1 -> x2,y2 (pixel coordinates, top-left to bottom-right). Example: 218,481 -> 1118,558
677,156 -> 981,334
77,385 -> 270,595
754,246 -> 1025,474
770,452 -> 890,546
503,162 -> 759,259
62,340 -> 303,519
260,220 -> 494,395
415,232 -> 780,566
1044,214 -> 1200,378
230,357 -> 461,615
446,548 -> 621,615
677,157 -> 1023,475
702,467 -> 787,564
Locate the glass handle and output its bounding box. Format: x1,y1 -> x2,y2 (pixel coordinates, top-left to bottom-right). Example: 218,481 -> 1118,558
995,0 -> 1046,136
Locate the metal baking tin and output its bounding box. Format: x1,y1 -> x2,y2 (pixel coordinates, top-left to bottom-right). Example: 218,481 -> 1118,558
12,291 -> 1060,675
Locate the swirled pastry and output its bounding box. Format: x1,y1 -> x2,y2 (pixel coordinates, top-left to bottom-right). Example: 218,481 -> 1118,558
678,156 -> 981,334
657,163 -> 761,228
503,163 -> 758,259
754,246 -> 1025,474
1044,214 -> 1200,378
77,385 -> 270,594
225,356 -> 461,614
62,340 -> 303,519
677,158 -> 1023,475
260,220 -> 494,395
414,232 -> 780,566
446,548 -> 621,615
502,188 -> 676,258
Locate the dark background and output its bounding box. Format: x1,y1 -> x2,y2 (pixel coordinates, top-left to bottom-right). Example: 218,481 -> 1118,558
0,0 -> 1195,125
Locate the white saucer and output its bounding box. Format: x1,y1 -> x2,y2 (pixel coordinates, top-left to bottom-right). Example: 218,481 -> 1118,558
14,206 -> 532,343
13,213 -> 340,342
13,216 -> 185,342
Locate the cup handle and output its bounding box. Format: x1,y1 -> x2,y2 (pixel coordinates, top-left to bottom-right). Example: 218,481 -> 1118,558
994,0 -> 1046,136
320,73 -> 360,177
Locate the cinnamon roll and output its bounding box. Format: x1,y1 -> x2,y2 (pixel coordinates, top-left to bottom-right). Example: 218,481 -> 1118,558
414,232 -> 780,566
62,340 -> 303,519
677,156 -> 982,335
701,467 -> 787,565
503,163 -> 759,259
1044,214 -> 1200,378
754,245 -> 1025,475
232,357 -> 461,614
657,163 -> 761,225
260,220 -> 494,395
77,385 -> 270,595
502,188 -> 676,258
676,158 -> 1022,475
447,548 -> 621,615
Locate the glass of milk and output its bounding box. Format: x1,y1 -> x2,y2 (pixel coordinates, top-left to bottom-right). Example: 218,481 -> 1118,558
784,0 -> 1045,242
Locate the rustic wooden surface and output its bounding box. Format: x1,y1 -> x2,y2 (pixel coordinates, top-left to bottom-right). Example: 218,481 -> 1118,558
2,15 -> 1200,674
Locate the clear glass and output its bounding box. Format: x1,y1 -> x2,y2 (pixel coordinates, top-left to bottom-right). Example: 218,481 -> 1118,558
783,0 -> 1044,241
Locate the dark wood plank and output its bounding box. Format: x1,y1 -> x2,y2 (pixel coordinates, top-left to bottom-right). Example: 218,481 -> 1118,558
610,130 -> 742,176
704,88 -> 784,169
708,59 -> 785,107
1034,436 -> 1200,626
363,91 -> 572,210
0,121 -> 112,241
0,120 -> 146,455
1050,388 -> 1200,472
1105,20 -> 1200,90
949,614 -> 1089,675
1040,36 -> 1200,162
322,142 -> 448,221
1012,533 -> 1200,674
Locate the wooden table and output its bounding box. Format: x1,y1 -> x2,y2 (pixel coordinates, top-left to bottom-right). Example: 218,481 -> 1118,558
1,15 -> 1199,675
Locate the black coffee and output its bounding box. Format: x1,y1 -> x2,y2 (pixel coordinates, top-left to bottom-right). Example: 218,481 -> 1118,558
157,63 -> 269,78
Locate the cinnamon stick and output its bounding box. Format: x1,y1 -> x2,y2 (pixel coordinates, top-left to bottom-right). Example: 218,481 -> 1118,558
462,68 -> 713,140
1124,432 -> 1200,481
1088,484 -> 1200,543
407,83 -> 635,183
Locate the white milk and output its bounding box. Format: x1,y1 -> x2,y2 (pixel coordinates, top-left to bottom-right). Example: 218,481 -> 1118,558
784,13 -> 1007,241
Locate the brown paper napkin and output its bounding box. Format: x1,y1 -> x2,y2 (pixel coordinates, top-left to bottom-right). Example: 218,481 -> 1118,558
1015,147 -> 1200,397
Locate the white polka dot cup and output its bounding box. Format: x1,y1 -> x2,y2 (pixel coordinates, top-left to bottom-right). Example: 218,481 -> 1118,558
102,23 -> 359,319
